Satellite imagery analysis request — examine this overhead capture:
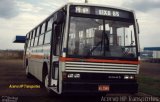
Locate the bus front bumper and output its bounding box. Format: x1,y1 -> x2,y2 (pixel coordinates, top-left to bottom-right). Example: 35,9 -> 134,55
62,81 -> 138,94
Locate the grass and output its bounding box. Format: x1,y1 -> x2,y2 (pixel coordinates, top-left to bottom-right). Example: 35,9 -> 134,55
138,75 -> 160,96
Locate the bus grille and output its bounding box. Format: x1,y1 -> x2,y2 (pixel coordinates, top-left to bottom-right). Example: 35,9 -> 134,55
65,62 -> 138,74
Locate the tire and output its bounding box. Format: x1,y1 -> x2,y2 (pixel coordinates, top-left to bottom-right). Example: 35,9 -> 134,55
44,74 -> 56,96
43,64 -> 59,97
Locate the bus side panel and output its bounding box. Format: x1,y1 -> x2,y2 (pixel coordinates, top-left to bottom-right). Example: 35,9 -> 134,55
31,60 -> 43,82
28,46 -> 44,82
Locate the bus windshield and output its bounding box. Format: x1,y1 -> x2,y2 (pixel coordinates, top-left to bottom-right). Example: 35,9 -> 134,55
67,16 -> 137,59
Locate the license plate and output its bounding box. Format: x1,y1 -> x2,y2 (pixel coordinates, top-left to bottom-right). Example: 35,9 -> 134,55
98,85 -> 110,91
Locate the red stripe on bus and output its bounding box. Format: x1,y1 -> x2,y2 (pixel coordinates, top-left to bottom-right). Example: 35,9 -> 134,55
59,57 -> 139,65
30,55 -> 44,59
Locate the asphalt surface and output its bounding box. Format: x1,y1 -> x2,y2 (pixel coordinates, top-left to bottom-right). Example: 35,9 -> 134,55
0,59 -> 158,102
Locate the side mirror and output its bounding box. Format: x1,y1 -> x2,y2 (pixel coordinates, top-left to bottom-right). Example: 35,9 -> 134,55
136,19 -> 140,34
55,11 -> 64,24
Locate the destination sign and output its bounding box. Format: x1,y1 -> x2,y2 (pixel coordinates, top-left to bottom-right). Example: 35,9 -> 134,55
96,9 -> 120,17
70,5 -> 133,19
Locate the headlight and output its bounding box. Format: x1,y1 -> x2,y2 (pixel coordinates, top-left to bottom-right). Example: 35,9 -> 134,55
74,74 -> 80,78
124,75 -> 135,79
130,75 -> 134,79
124,75 -> 129,79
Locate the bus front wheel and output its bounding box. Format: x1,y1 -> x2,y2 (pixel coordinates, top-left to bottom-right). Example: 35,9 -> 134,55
44,74 -> 55,96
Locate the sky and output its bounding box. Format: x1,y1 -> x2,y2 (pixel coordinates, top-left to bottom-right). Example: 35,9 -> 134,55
0,0 -> 160,50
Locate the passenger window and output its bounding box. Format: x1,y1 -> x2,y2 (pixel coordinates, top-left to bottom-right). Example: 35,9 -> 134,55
44,31 -> 51,44
34,37 -> 38,46
36,27 -> 40,36
28,40 -> 31,47
32,30 -> 36,46
38,34 -> 44,45
47,18 -> 53,31
29,32 -> 32,39
29,32 -> 33,46
32,30 -> 35,38
30,39 -> 34,47
41,23 -> 46,34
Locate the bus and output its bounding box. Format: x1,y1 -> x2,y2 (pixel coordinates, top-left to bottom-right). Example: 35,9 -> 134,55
24,3 -> 140,95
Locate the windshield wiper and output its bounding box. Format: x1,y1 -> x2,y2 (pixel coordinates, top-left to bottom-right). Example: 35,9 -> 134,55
85,41 -> 103,58
85,32 -> 110,58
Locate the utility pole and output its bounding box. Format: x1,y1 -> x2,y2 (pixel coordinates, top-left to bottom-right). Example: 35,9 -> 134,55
85,0 -> 88,3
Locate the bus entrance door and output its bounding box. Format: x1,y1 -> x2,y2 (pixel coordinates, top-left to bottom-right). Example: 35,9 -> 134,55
49,24 -> 62,92
51,60 -> 59,87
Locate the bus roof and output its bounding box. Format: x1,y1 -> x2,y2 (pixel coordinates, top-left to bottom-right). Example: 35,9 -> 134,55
67,2 -> 134,13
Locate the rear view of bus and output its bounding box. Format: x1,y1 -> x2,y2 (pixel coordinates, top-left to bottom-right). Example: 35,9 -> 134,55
60,3 -> 140,94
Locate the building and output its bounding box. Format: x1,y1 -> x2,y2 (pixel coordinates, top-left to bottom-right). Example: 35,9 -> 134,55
142,47 -> 160,63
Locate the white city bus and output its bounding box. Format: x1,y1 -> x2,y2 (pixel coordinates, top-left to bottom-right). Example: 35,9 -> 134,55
24,3 -> 140,95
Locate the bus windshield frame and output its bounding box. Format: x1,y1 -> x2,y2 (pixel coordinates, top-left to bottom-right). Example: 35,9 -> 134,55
66,5 -> 138,60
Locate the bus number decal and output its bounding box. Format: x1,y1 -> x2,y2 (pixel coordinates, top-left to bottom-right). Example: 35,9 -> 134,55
97,9 -> 120,17
112,11 -> 120,17
98,10 -> 111,16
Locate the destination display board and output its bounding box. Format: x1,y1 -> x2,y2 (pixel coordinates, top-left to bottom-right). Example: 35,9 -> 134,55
69,5 -> 134,19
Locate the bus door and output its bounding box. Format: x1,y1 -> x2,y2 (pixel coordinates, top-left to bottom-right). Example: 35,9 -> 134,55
48,24 -> 59,87
49,17 -> 64,92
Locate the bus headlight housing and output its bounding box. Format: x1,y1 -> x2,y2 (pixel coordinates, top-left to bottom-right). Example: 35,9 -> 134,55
124,75 -> 129,79
130,75 -> 134,79
74,74 -> 80,78
124,75 -> 135,80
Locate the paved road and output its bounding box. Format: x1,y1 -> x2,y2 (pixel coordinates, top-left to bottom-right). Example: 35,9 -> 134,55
0,59 -> 155,102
